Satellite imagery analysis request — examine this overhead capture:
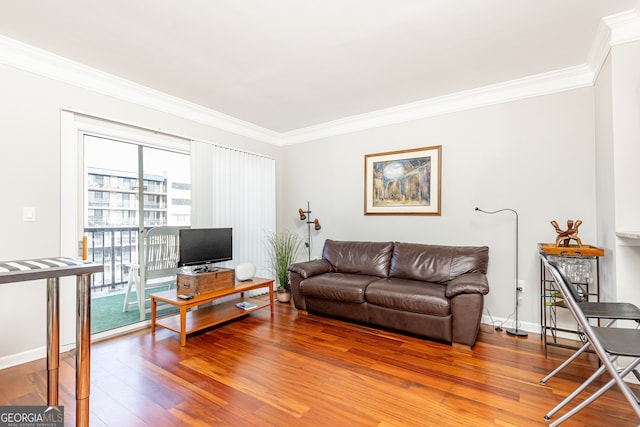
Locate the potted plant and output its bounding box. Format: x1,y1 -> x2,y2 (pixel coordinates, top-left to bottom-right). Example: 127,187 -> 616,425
267,230 -> 303,303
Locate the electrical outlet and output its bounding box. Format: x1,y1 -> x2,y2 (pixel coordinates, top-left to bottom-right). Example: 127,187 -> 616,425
517,279 -> 525,293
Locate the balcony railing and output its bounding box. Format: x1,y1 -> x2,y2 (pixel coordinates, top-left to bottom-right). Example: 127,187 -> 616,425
85,226 -> 139,294
85,224 -> 188,294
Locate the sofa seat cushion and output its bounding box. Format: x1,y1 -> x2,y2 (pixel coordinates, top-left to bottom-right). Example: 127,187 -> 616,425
300,273 -> 379,303
365,278 -> 450,316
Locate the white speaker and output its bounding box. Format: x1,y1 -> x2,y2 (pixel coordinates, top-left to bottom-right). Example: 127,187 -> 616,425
236,263 -> 256,282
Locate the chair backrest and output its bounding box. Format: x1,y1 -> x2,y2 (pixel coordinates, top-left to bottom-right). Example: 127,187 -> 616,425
140,226 -> 183,283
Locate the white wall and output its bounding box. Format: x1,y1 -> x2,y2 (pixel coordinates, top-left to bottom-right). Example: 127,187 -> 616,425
282,88 -> 597,330
0,62 -> 281,364
609,40 -> 640,311
594,50 -> 617,302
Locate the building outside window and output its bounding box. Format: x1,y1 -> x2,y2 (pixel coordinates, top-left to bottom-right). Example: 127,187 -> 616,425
85,166 -> 190,292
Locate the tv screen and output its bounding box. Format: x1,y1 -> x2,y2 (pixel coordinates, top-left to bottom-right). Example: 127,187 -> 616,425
178,228 -> 232,269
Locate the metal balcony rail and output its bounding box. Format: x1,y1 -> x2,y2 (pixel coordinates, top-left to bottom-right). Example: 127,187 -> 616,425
84,226 -> 139,293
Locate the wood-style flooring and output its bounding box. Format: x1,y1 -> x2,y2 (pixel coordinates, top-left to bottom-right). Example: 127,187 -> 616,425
0,298 -> 638,426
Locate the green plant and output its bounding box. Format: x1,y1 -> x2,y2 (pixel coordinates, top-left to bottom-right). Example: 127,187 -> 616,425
267,230 -> 303,290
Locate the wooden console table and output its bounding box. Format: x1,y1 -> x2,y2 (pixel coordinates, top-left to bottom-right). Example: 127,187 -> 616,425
150,277 -> 274,346
0,258 -> 102,427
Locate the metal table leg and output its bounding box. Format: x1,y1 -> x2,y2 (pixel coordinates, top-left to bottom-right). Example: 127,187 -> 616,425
76,274 -> 91,427
46,277 -> 59,406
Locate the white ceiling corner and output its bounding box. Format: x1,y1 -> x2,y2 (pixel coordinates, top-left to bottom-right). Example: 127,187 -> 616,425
605,7 -> 640,45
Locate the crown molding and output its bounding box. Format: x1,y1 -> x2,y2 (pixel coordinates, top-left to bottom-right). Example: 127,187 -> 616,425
2,7 -> 640,148
605,8 -> 640,46
586,7 -> 640,84
281,7 -> 640,145
0,35 -> 282,145
587,15 -> 614,80
280,65 -> 594,145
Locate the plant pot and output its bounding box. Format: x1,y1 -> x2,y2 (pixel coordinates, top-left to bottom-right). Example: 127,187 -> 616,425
276,288 -> 291,303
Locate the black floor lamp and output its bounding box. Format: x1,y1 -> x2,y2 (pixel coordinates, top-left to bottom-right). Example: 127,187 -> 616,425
476,207 -> 528,337
298,201 -> 321,261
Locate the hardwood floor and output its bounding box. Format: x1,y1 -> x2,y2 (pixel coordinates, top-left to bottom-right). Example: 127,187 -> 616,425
1,299 -> 638,426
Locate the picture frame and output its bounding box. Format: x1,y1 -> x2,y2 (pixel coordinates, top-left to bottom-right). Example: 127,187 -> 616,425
364,145 -> 441,215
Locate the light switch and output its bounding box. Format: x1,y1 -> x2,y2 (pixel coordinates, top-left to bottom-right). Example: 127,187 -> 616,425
23,207 -> 36,222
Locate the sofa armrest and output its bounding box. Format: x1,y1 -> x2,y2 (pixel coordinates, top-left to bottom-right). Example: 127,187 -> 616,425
288,259 -> 332,311
288,259 -> 333,279
445,272 -> 489,298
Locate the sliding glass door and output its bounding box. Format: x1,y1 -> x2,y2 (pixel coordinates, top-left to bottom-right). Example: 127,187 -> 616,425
83,134 -> 190,333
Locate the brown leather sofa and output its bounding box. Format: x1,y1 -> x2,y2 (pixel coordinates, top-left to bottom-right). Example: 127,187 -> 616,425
288,239 -> 490,348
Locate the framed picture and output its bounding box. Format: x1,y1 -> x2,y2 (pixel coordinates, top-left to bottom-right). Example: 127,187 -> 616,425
364,145 -> 441,215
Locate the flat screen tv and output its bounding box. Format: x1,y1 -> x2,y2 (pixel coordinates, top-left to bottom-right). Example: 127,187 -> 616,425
178,227 -> 232,270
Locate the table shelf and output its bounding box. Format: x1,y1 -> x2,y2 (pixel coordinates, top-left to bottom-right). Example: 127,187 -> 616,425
150,277 -> 274,346
155,296 -> 271,335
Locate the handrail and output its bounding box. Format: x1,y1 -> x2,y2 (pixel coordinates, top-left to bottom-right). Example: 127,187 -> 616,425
84,227 -> 138,292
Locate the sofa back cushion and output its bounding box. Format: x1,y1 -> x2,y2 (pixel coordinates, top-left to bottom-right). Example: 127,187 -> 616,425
389,242 -> 489,283
322,239 -> 393,278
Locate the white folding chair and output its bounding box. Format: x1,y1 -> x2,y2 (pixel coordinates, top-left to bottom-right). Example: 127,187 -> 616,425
540,254 -> 640,426
123,226 -> 182,321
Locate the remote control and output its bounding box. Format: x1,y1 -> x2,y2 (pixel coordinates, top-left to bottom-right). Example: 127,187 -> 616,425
178,294 -> 194,300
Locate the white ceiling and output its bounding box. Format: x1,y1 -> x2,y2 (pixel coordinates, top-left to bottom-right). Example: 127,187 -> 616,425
0,0 -> 637,133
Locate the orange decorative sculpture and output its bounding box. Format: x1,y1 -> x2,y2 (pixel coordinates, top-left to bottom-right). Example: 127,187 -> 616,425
551,219 -> 583,247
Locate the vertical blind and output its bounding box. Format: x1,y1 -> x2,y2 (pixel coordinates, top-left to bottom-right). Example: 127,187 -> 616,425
190,141 -> 276,286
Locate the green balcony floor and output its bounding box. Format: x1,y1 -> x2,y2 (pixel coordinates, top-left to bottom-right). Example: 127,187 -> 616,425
91,286 -> 178,334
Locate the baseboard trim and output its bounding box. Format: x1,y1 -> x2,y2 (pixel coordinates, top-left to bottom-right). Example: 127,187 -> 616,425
0,343 -> 75,371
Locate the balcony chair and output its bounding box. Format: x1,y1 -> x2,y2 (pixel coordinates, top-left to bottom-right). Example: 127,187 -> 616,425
123,226 -> 182,321
540,253 -> 640,426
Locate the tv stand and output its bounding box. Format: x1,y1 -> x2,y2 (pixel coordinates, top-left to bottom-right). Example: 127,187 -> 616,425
150,276 -> 274,346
